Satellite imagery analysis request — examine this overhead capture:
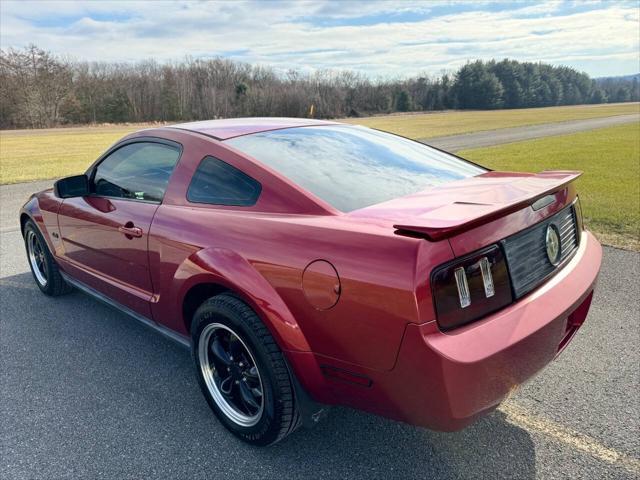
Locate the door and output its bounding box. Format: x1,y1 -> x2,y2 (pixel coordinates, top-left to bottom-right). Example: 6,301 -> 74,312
57,140 -> 181,317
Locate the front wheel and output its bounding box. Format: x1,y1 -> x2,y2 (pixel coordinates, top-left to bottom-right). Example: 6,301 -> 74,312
23,220 -> 72,296
191,293 -> 300,446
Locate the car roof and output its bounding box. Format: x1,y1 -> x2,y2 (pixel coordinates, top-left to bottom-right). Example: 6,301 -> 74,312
168,117 -> 340,140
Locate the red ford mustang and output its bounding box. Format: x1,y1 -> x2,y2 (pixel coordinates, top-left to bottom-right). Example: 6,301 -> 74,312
21,118 -> 602,445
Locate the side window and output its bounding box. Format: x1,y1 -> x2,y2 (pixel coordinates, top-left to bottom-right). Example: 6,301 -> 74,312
92,142 -> 181,202
187,156 -> 261,206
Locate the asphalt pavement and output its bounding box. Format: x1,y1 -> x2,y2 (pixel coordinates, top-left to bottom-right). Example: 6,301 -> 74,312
1,116 -> 639,479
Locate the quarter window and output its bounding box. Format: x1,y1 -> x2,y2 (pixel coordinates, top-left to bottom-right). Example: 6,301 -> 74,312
187,156 -> 261,206
92,142 -> 181,202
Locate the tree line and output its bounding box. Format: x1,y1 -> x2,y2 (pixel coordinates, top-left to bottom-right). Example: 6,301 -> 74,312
1,45 -> 638,129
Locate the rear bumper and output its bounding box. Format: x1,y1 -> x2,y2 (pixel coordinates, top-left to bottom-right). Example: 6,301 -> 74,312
387,230 -> 601,430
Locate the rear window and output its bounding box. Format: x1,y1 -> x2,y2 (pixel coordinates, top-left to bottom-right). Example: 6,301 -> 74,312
226,125 -> 485,212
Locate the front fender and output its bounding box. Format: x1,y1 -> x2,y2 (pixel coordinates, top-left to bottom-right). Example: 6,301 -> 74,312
20,192 -> 62,256
173,246 -> 312,353
21,195 -> 40,229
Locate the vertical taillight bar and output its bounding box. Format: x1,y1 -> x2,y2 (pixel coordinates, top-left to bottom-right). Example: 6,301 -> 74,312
454,267 -> 471,308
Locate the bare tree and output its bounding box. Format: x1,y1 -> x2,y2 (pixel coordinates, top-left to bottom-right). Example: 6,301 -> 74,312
1,45 -> 636,129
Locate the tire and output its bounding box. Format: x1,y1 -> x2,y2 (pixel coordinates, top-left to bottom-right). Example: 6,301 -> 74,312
191,293 -> 301,446
23,220 -> 72,296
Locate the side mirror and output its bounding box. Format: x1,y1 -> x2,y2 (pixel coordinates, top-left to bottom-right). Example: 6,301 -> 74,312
54,174 -> 89,198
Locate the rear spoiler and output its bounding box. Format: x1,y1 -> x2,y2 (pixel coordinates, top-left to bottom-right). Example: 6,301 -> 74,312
393,171 -> 582,241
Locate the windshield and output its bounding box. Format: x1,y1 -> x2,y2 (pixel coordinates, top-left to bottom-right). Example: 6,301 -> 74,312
226,125 -> 486,212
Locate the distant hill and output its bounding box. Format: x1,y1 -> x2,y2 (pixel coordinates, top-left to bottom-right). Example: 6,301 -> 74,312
594,74 -> 639,103
595,73 -> 640,82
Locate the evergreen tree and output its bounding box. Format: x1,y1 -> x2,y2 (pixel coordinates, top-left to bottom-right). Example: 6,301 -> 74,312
395,90 -> 411,111
454,61 -> 504,109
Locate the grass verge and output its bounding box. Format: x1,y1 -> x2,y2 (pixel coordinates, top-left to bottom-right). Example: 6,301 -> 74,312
459,123 -> 640,251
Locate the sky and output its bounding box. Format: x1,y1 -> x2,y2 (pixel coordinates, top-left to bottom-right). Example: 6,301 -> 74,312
1,0 -> 639,79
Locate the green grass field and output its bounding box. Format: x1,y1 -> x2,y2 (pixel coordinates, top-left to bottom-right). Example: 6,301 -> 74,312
1,104 -> 638,250
460,123 -> 640,250
343,102 -> 639,139
1,103 -> 638,185
0,124 -> 143,184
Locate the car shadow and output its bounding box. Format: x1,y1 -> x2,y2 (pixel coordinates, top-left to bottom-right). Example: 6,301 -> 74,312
0,271 -> 536,480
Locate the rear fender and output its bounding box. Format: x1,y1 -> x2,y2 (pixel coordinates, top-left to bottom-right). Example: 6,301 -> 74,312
175,246 -> 312,353
169,247 -> 330,404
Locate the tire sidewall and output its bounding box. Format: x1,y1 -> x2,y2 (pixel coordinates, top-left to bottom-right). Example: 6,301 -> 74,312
191,298 -> 283,445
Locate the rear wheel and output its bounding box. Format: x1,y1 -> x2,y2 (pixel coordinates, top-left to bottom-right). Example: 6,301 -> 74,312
191,293 -> 300,446
23,220 -> 72,296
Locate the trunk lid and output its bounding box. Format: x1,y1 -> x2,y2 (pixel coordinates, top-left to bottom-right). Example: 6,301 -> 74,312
349,170 -> 581,253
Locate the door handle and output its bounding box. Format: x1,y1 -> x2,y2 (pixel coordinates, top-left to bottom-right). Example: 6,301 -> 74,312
118,223 -> 143,238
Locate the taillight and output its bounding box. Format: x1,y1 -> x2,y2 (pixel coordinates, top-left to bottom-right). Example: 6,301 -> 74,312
431,245 -> 513,330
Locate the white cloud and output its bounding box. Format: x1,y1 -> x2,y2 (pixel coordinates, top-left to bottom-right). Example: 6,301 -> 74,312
0,0 -> 638,77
